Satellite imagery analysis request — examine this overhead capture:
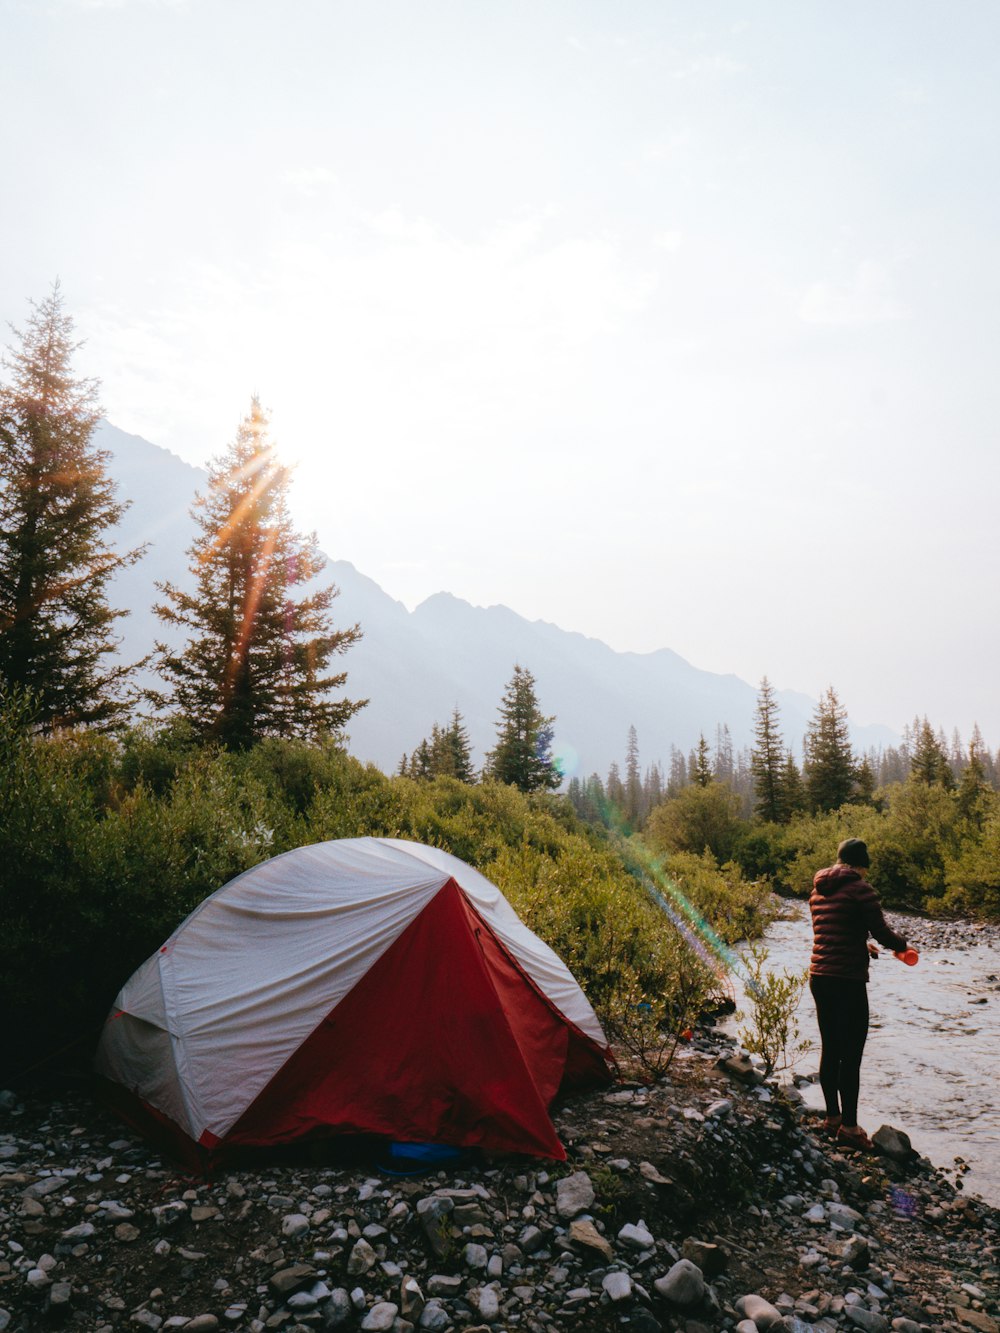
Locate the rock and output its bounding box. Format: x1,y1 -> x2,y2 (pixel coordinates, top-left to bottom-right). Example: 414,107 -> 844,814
191,1205 -> 219,1223
132,1312 -> 164,1330
418,1304 -> 450,1332
477,1285 -> 501,1321
654,1259 -> 705,1307
282,1212 -> 310,1238
682,1238 -> 727,1275
841,1235 -> 871,1269
360,1303 -> 399,1331
735,1294 -> 784,1329
555,1171 -> 595,1218
464,1242 -> 488,1270
185,1319 -> 220,1332
288,1290 -> 319,1311
399,1276 -> 424,1319
618,1220 -> 655,1249
627,1308 -> 664,1332
846,1309 -> 889,1332
427,1275 -> 463,1297
116,1223 -> 141,1242
872,1125 -> 914,1161
347,1238 -> 377,1275
890,1322 -> 924,1333
639,1161 -> 672,1186
568,1218 -> 613,1261
48,1282 -> 72,1308
717,1054 -> 763,1085
323,1289 -> 353,1328
0,1311 -> 10,1333
602,1271 -> 633,1302
736,1323 -> 758,1333
269,1264 -> 317,1295
152,1201 -> 188,1229
955,1312 -> 1000,1333
519,1225 -> 545,1253
416,1195 -> 455,1257
60,1222 -> 96,1239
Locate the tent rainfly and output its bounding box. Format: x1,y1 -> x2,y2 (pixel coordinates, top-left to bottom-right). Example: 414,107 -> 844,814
95,837 -> 614,1165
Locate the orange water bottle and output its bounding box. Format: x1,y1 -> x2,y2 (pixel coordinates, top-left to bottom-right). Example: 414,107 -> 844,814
893,948 -> 919,966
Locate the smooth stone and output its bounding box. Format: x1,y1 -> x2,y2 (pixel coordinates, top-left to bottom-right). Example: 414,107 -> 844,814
735,1294 -> 784,1329
360,1303 -> 399,1332
281,1213 -> 310,1239
654,1259 -> 704,1308
426,1275 -> 463,1298
269,1264 -> 317,1295
872,1126 -> 913,1161
324,1289 -> 353,1327
618,1220 -> 655,1249
184,1319 -> 220,1333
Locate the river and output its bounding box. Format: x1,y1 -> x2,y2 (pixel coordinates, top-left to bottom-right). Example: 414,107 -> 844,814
724,903 -> 1000,1206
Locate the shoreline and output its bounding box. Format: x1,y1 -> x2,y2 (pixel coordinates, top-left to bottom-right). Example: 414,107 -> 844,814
2,1021 -> 998,1333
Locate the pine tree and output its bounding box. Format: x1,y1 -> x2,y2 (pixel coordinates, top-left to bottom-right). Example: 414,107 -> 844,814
0,284 -> 145,730
485,665 -> 560,791
624,725 -> 642,827
910,718 -> 954,789
606,760 -> 625,809
714,723 -> 734,784
406,707 -> 476,782
692,734 -> 713,787
804,686 -> 856,811
780,750 -> 806,818
750,677 -> 785,822
957,735 -> 990,824
153,397 -> 365,749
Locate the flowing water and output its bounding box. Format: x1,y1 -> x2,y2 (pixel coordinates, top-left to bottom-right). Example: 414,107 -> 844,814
724,904 -> 1000,1206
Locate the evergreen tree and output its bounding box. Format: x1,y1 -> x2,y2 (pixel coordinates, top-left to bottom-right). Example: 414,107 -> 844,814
0,284 -> 145,730
804,686 -> 856,811
780,750 -> 806,818
606,760 -> 625,809
406,707 -> 476,782
957,734 -> 990,823
911,718 -> 954,789
855,755 -> 877,806
153,397 -> 364,749
644,761 -> 664,813
714,722 -> 734,784
692,733 -> 713,787
750,676 -> 785,822
624,725 -> 642,827
485,664 -> 560,791
667,745 -> 688,797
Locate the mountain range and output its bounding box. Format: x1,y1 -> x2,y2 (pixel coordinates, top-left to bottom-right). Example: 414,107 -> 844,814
98,421 -> 897,777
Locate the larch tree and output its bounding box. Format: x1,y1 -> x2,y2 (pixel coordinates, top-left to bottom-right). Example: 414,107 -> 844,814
153,396 -> 365,749
0,284 -> 145,731
485,664 -> 560,792
804,686 -> 856,812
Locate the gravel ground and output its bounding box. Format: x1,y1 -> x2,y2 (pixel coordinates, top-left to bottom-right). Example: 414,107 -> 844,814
1,1024 -> 998,1333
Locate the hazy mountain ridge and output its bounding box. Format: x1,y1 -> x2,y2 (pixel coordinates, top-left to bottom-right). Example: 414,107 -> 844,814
98,422 -> 899,775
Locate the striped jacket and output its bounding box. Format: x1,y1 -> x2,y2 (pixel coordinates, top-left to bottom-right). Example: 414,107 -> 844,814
809,863 -> 907,981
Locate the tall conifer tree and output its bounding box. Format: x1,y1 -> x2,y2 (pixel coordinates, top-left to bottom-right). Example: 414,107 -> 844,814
804,686 -> 856,811
0,284 -> 144,731
485,664 -> 560,791
153,397 -> 364,749
750,676 -> 785,822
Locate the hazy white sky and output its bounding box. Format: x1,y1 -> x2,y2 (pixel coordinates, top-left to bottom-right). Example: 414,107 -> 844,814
3,0 -> 999,744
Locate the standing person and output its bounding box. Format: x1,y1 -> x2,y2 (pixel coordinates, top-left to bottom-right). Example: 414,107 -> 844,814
809,838 -> 909,1150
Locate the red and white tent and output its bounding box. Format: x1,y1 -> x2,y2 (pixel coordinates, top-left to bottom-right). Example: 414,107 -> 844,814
95,837 -> 613,1165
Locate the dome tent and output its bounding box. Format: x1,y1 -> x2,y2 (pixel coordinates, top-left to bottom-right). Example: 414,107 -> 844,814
95,837 -> 614,1167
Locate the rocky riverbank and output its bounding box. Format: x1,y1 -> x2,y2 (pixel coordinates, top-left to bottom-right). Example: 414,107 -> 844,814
1,1025 -> 998,1333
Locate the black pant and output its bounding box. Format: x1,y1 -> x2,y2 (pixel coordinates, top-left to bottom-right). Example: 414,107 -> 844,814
809,974 -> 869,1126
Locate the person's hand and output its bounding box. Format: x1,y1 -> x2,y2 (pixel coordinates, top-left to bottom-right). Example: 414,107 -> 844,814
867,943 -> 880,959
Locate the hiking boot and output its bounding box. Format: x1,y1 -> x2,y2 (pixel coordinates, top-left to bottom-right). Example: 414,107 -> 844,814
837,1123 -> 874,1151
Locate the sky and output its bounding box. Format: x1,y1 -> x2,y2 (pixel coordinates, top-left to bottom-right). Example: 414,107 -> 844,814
3,0 -> 999,746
